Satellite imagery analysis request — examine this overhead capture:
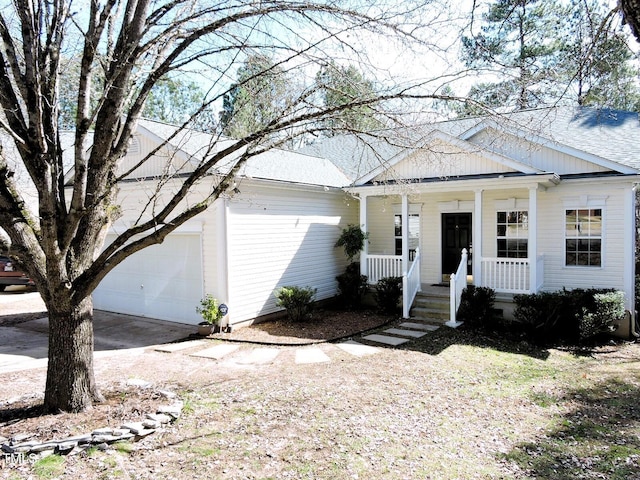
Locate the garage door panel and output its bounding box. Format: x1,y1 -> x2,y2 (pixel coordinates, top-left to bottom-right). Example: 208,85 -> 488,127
93,234 -> 203,324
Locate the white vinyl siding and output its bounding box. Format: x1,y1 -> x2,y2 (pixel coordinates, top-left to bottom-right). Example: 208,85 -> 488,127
538,181 -> 624,292
119,134 -> 195,180
225,184 -> 357,324
373,140 -> 514,182
366,196 -> 397,255
468,129 -> 610,174
201,200 -> 225,302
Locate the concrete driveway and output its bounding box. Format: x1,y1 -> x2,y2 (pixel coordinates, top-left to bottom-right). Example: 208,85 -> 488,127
0,287 -> 196,373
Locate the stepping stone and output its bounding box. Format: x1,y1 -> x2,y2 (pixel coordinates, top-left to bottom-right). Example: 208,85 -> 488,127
335,340 -> 380,357
232,348 -> 280,365
155,340 -> 206,353
295,347 -> 331,364
190,344 -> 239,359
399,322 -> 440,332
384,328 -> 427,338
361,334 -> 409,346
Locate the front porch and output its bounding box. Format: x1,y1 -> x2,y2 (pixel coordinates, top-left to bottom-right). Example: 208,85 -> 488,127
364,249 -> 544,324
352,177 -> 557,324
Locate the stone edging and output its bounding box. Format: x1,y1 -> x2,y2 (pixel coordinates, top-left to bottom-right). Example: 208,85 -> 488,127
1,387 -> 182,462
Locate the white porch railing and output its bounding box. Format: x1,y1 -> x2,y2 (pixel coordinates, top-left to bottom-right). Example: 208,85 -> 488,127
403,248 -> 422,319
447,248 -> 468,328
480,255 -> 544,294
366,254 -> 403,285
365,251 -> 421,319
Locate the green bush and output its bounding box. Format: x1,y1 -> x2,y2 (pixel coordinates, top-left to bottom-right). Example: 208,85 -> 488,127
456,285 -> 496,329
373,276 -> 402,314
579,291 -> 623,340
196,294 -> 225,325
335,225 -> 369,261
274,285 -> 317,322
513,288 -> 622,345
336,262 -> 368,309
513,291 -> 569,343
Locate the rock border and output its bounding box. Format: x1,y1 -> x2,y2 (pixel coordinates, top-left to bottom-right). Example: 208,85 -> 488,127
1,385 -> 182,463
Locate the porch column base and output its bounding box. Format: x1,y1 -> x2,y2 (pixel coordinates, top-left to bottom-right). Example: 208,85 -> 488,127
445,320 -> 464,328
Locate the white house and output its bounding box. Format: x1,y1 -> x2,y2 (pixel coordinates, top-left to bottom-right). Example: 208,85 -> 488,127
90,107 -> 640,336
302,107 -> 640,336
90,119 -> 358,328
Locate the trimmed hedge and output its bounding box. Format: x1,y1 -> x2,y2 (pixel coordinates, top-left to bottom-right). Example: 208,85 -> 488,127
513,288 -> 623,345
373,276 -> 403,314
336,262 -> 368,309
456,285 -> 497,330
274,285 -> 317,322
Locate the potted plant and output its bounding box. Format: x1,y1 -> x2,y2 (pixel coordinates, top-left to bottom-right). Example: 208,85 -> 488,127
196,294 -> 225,336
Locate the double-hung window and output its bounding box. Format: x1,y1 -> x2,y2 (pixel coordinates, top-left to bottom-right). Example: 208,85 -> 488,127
394,214 -> 420,258
565,208 -> 602,266
496,211 -> 528,258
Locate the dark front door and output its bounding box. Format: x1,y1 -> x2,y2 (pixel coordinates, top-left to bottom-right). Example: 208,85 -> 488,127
442,213 -> 472,277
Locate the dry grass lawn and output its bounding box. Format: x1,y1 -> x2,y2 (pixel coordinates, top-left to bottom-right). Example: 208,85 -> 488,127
1,313 -> 639,479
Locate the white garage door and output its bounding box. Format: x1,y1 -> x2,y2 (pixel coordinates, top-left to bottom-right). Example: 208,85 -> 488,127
93,234 -> 203,324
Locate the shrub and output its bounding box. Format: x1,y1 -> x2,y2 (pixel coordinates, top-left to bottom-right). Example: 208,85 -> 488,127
373,276 -> 402,314
335,225 -> 369,261
196,294 -> 225,325
274,285 -> 317,322
579,290 -> 623,340
513,288 -> 622,345
456,285 -> 496,329
513,291 -> 569,343
336,262 -> 368,309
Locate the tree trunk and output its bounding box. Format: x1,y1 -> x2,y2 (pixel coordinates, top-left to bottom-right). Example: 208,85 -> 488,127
44,295 -> 104,413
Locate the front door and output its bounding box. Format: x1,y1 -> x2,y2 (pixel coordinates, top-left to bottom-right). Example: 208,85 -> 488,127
442,213 -> 472,278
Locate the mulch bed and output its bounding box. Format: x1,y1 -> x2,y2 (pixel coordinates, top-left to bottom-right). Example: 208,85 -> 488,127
206,308 -> 397,345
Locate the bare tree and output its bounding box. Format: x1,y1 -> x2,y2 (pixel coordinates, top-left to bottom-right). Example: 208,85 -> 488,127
0,0 -> 457,412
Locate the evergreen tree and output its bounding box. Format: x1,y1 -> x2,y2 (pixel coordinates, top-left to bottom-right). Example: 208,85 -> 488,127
558,0 -> 640,110
220,54 -> 290,139
461,0 -> 564,111
143,76 -> 214,128
317,63 -> 384,134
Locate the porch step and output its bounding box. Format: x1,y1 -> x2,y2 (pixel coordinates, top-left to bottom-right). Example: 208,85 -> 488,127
413,295 -> 449,310
410,290 -> 450,324
410,306 -> 449,323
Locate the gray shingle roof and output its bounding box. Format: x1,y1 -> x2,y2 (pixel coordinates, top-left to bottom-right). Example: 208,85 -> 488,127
300,107 -> 640,184
136,118 -> 350,187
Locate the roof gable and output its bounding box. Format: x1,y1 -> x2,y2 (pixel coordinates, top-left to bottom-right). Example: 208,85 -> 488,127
457,108 -> 639,175
361,130 -> 542,184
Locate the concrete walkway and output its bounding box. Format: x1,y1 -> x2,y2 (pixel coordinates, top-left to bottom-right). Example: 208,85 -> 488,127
0,292 -> 441,373
151,318 -> 441,367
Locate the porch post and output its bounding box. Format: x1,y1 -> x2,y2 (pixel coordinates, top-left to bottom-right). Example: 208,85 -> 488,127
529,186 -> 538,292
359,194 -> 368,277
402,194 -> 410,318
473,189 -> 483,286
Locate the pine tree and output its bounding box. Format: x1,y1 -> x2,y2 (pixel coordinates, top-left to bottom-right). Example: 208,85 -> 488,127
316,63 -> 384,134
220,54 -> 290,139
461,0 -> 564,111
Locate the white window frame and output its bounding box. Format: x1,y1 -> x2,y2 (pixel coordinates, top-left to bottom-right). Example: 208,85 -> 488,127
496,210 -> 529,259
562,196 -> 607,269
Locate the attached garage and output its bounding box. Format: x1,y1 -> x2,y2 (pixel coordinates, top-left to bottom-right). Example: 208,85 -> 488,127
93,233 -> 204,324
